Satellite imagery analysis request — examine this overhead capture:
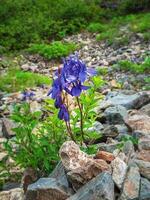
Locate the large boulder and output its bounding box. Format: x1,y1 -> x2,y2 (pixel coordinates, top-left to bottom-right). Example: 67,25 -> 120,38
67,172 -> 114,200
59,141 -> 111,191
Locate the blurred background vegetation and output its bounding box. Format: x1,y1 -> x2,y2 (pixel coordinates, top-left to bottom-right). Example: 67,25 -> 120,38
0,0 -> 150,51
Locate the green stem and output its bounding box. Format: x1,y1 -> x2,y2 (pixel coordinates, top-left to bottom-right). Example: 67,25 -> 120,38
76,97 -> 84,142
65,121 -> 76,143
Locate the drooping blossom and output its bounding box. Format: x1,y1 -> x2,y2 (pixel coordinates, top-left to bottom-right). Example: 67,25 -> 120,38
48,53 -> 96,121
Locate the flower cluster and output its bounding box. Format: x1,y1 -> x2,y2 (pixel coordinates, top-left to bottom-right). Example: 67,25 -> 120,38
22,91 -> 35,101
48,54 -> 96,121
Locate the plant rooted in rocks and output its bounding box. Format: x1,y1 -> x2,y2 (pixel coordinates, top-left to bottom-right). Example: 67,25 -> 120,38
48,54 -> 104,144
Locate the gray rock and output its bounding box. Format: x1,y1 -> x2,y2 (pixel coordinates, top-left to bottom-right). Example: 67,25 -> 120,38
25,177 -> 72,200
115,124 -> 129,140
140,103 -> 150,117
138,136 -> 150,151
67,172 -> 114,200
101,125 -> 119,140
49,161 -> 69,188
123,140 -> 135,163
140,177 -> 150,200
134,159 -> 150,180
2,118 -> 16,138
97,142 -> 120,153
105,92 -> 150,110
104,105 -> 128,124
87,121 -> 104,133
119,164 -> 140,200
115,124 -> 128,135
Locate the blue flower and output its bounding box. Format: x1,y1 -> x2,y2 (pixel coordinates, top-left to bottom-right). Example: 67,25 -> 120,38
61,54 -> 96,96
54,95 -> 63,108
22,91 -> 35,101
70,82 -> 90,96
47,53 -> 96,121
58,104 -> 70,121
47,78 -> 62,99
62,54 -> 87,85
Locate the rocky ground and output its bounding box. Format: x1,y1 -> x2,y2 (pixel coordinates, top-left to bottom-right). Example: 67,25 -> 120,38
0,32 -> 150,200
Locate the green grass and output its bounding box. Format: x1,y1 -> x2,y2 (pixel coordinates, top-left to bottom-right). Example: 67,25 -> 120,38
143,77 -> 150,90
87,23 -> 105,33
88,13 -> 150,45
28,41 -> 77,60
113,57 -> 150,74
0,68 -> 51,93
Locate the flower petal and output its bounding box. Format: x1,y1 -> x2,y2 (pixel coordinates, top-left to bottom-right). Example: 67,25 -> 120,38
81,85 -> 90,90
71,85 -> 81,96
87,68 -> 97,76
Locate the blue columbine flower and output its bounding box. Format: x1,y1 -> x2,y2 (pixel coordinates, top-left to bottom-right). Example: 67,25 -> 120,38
22,91 -> 35,101
47,78 -> 62,99
61,54 -> 96,96
48,53 -> 96,121
58,104 -> 70,121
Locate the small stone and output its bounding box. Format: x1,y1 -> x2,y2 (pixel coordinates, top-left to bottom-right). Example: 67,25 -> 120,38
97,142 -> 120,153
140,177 -> 150,200
137,150 -> 150,162
87,121 -> 104,133
104,105 -> 128,124
30,101 -> 41,112
67,172 -> 114,200
125,110 -> 150,135
140,103 -> 150,117
122,140 -> 135,163
101,125 -> 119,140
119,164 -> 140,200
115,124 -> 129,136
0,188 -> 24,200
138,136 -> 150,151
95,151 -> 115,162
111,157 -> 127,189
2,118 -> 16,138
135,159 -> 150,180
0,152 -> 8,162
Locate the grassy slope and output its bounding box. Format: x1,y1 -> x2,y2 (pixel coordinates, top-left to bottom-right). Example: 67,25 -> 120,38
87,12 -> 150,45
0,68 -> 51,93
